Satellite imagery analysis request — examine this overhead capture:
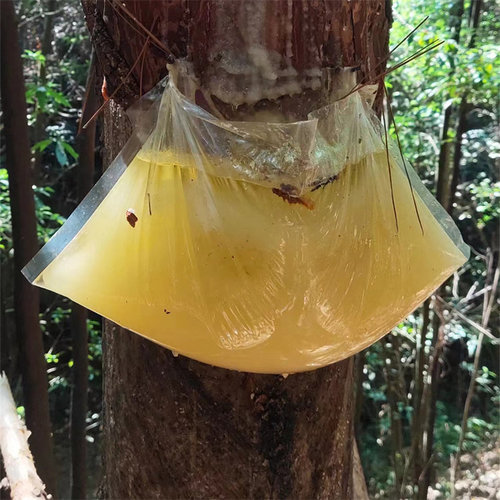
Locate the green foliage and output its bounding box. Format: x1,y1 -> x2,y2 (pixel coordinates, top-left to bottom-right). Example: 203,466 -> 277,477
2,0 -> 497,495
16,406 -> 26,419
460,178 -> 500,229
1,2 -> 100,464
0,168 -> 66,259
22,49 -> 46,65
25,79 -> 79,169
25,82 -> 71,115
362,4 -> 500,481
41,302 -> 103,418
33,184 -> 66,243
361,323 -> 498,498
433,402 -> 462,457
0,169 -> 11,255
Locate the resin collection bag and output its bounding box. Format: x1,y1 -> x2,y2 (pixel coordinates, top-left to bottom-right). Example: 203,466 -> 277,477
23,71 -> 469,374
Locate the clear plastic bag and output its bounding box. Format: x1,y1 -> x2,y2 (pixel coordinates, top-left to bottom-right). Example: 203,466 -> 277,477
23,71 -> 469,374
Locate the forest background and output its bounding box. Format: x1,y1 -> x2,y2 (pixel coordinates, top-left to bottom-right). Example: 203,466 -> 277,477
0,0 -> 498,498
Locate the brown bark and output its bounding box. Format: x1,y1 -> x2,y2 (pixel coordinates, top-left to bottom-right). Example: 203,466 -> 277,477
435,0 -> 465,210
435,105 -> 453,209
384,336 -> 405,497
70,53 -> 99,500
83,0 -> 391,111
102,321 -> 354,499
69,304 -> 89,500
448,0 -> 482,215
0,0 -> 56,494
447,96 -> 468,214
354,351 -> 366,435
409,299 -> 430,486
32,0 -> 58,180
83,1 -> 391,497
353,441 -> 370,500
418,302 -> 445,500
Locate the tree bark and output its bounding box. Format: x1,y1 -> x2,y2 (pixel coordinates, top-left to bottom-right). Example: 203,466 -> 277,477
32,0 -> 58,181
0,0 -> 56,494
384,336 -> 405,497
70,52 -> 99,500
419,1 -> 478,496
409,299 -> 430,486
352,441 -> 369,500
82,1 -> 392,497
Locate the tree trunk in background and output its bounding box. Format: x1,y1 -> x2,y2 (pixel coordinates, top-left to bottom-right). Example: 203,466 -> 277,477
0,0 -> 56,494
419,1 -> 479,497
384,336 -> 405,497
70,52 -> 99,500
81,1 -> 391,497
32,0 -> 58,180
353,441 -> 370,500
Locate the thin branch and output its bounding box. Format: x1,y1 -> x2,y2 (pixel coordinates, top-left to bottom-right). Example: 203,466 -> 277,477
18,8 -> 63,28
435,295 -> 498,341
0,373 -> 51,500
82,36 -> 150,130
451,256 -> 499,497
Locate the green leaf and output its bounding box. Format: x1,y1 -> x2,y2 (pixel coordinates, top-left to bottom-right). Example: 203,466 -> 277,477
32,139 -> 52,153
22,50 -> 46,64
61,141 -> 79,160
35,86 -> 49,109
55,141 -> 68,167
46,88 -> 71,107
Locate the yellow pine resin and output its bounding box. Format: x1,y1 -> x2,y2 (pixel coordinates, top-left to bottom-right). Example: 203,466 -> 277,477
33,150 -> 467,373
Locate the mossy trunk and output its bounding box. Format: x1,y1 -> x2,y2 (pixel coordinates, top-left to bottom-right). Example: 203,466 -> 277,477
83,1 -> 391,497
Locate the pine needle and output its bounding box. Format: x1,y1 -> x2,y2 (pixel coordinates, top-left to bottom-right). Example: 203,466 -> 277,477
383,83 -> 425,235
82,36 -> 150,130
108,0 -> 174,62
370,16 -> 430,82
337,38 -> 444,103
385,40 -> 444,78
382,105 -> 399,233
77,52 -> 96,135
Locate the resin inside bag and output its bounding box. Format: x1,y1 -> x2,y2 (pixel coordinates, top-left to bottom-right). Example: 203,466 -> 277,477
23,75 -> 469,373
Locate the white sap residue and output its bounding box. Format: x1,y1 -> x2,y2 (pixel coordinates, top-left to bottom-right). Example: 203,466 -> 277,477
201,1 -> 322,106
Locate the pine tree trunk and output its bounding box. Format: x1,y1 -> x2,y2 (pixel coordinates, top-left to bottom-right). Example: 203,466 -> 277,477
0,0 -> 56,494
82,1 -> 391,497
70,53 -> 99,500
32,0 -> 58,181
